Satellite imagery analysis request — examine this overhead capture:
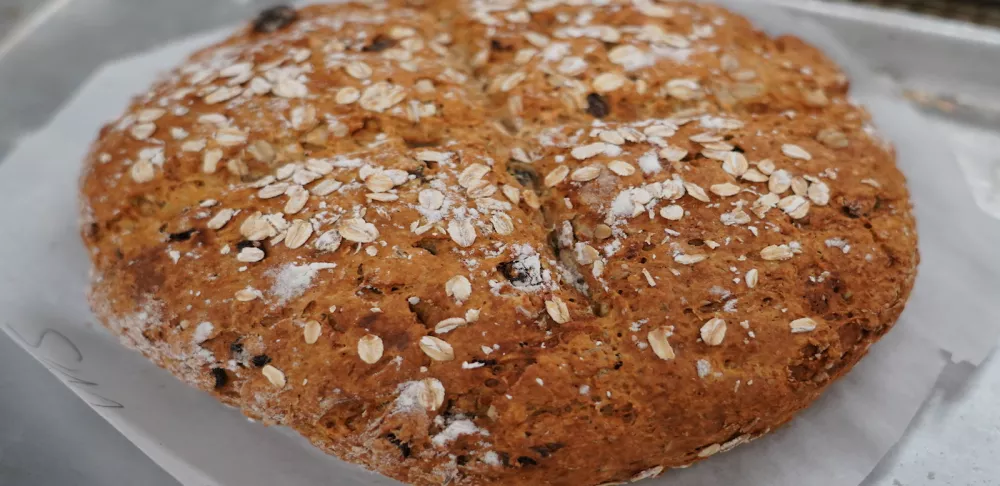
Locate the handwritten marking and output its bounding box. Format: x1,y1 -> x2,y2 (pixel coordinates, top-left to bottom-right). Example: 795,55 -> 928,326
5,323 -> 125,409
5,325 -> 83,362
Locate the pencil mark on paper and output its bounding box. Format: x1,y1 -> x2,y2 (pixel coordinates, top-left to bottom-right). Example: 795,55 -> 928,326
5,325 -> 83,362
4,323 -> 125,409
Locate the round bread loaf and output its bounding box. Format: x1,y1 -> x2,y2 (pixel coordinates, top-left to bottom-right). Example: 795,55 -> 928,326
79,1 -> 918,485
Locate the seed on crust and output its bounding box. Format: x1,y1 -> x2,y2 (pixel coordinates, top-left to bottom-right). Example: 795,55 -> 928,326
283,186 -> 309,214
491,213 -> 514,235
130,160 -> 155,183
722,152 -> 749,176
237,247 -> 265,263
417,378 -> 446,411
235,288 -> 260,301
647,327 -> 675,360
285,219 -> 313,249
261,364 -> 286,387
202,149 -> 223,174
700,318 -> 727,346
345,61 -> 373,79
419,336 -> 455,361
631,466 -> 665,482
445,275 -> 472,302
769,169 -> 793,194
760,245 -> 794,261
571,165 -> 602,182
782,144 -> 812,160
258,182 -> 289,199
741,168 -> 769,182
572,143 -> 607,160
545,166 -> 570,187
698,443 -> 722,458
790,317 -> 818,333
419,189 -> 446,209
592,72 -> 626,93
206,208 -> 235,230
778,195 -> 810,219
338,218 -> 379,243
808,181 -> 831,206
501,184 -> 521,203
359,82 -> 406,112
746,269 -> 759,288
447,219 -> 477,247
466,179 -> 496,198
576,244 -> 600,265
458,164 -> 490,188
545,297 -> 570,323
365,173 -> 395,193
608,160 -> 636,176
757,159 -> 776,175
303,320 -> 322,344
817,128 -> 849,149
130,123 -> 156,140
434,317 -> 467,334
710,182 -> 741,197
660,205 -> 684,221
314,230 -> 343,252
674,253 -> 707,265
791,176 -> 809,196
358,334 -> 384,364
684,182 -> 710,202
335,87 -> 360,104
273,77 -> 307,98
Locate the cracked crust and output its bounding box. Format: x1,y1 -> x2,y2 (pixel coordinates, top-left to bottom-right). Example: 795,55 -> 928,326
80,2 -> 918,485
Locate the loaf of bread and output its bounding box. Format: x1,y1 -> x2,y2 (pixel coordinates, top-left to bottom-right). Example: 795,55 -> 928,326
79,1 -> 918,484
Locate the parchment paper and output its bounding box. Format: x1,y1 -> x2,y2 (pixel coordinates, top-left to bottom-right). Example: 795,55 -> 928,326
2,2 -> 999,486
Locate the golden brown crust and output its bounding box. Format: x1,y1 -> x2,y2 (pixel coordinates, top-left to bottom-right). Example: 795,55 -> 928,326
79,2 -> 917,485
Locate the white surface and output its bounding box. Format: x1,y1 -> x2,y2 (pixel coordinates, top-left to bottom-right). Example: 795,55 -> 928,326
1,2 -> 999,486
867,353 -> 1000,486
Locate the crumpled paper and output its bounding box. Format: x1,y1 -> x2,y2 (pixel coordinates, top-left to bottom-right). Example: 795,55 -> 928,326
2,2 -> 999,485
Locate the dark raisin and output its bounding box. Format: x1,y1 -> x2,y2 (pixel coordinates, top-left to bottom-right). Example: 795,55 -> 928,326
236,240 -> 257,250
530,443 -> 565,458
252,6 -> 298,33
210,368 -> 228,389
497,261 -> 524,285
251,354 -> 271,367
363,34 -> 395,52
230,342 -> 244,354
168,229 -> 196,242
413,239 -> 439,256
842,200 -> 865,219
516,456 -> 538,467
490,39 -> 512,51
506,162 -> 539,191
385,433 -> 412,458
586,93 -> 611,118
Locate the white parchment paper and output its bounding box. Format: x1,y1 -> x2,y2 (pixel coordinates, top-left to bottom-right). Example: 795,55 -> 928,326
2,2 -> 999,486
